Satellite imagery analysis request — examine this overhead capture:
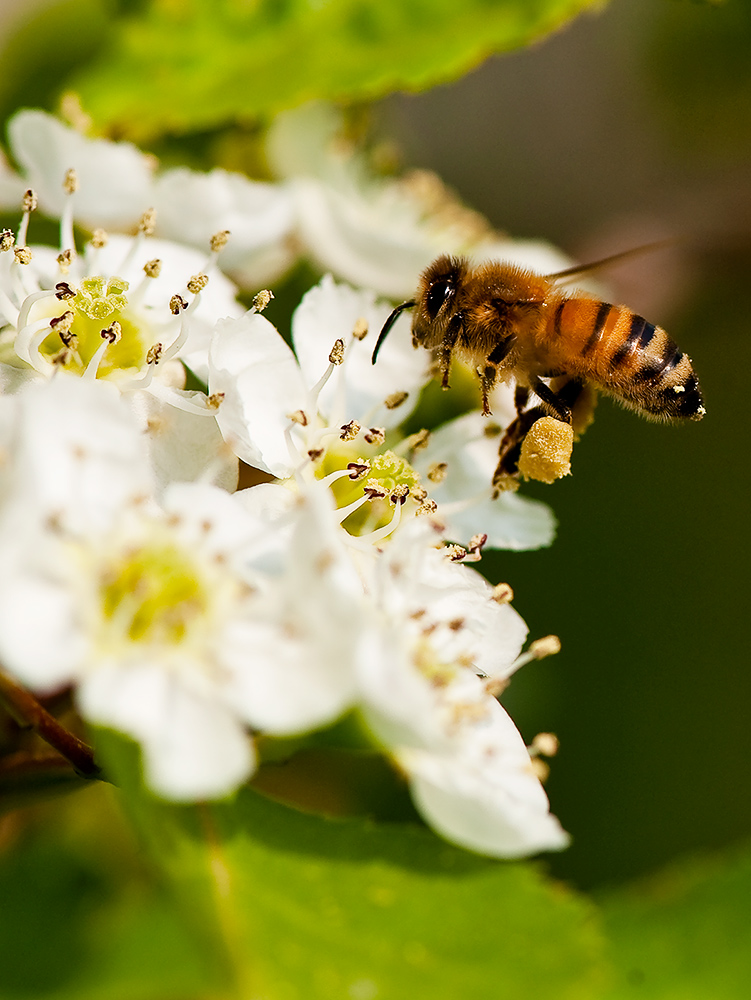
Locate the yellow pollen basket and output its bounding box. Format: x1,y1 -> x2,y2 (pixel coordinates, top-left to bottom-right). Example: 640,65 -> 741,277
100,543 -> 208,646
38,276 -> 150,378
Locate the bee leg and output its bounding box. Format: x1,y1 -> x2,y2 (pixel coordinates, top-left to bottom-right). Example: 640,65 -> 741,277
492,405 -> 547,489
438,312 -> 464,389
530,376 -> 572,423
514,385 -> 530,414
479,338 -> 515,416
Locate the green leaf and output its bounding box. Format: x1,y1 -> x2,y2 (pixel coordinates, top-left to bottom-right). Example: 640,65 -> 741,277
600,844 -> 751,999
649,0 -> 751,157
0,787 -> 226,1000
72,0 -> 604,140
94,730 -> 609,1000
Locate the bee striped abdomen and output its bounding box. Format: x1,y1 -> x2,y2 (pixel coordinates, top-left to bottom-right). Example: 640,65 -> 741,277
547,298 -> 705,421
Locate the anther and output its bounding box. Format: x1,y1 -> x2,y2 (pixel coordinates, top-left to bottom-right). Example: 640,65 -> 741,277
364,427 -> 386,446
363,479 -> 388,500
57,249 -> 76,272
138,208 -> 157,235
207,393 -> 224,410
462,534 -> 488,562
427,461 -> 448,484
90,229 -> 108,248
307,448 -> 324,461
146,343 -> 163,365
529,732 -> 560,758
347,462 -> 370,479
210,230 -> 231,253
352,317 -> 368,341
340,420 -> 361,441
101,321 -> 122,344
63,168 -> 79,195
416,499 -> 438,516
288,410 -> 308,426
144,258 -> 162,278
14,247 -> 32,265
528,635 -> 561,659
411,486 -> 428,502
390,485 -> 410,505
444,543 -> 467,562
329,338 -> 345,365
22,190 -> 38,213
384,391 -> 409,410
404,429 -> 430,452
55,281 -> 76,300
170,294 -> 188,315
491,582 -> 514,604
187,273 -> 209,294
50,311 -> 75,335
0,230 -> 14,252
252,289 -> 273,312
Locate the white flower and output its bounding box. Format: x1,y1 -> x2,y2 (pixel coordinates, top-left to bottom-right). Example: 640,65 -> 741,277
152,167 -> 297,288
267,103 -> 581,302
0,378 -> 363,800
4,110 -> 155,230
211,274 -> 553,550
355,520 -> 568,857
0,173 -> 243,490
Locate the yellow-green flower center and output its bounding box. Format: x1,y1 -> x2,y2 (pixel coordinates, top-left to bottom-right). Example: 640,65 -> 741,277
319,445 -> 424,536
39,276 -> 151,378
100,543 -> 208,647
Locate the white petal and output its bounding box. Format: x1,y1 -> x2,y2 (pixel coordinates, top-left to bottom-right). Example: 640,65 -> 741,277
80,662 -> 255,801
126,390 -> 238,493
400,704 -> 569,858
11,375 -> 153,534
153,168 -> 297,286
0,569 -> 87,691
292,275 -> 428,427
417,412 -> 556,550
9,111 -> 155,229
209,313 -> 307,476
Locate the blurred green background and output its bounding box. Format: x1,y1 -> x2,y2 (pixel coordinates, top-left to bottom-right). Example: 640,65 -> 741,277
376,0 -> 751,891
0,0 -> 749,901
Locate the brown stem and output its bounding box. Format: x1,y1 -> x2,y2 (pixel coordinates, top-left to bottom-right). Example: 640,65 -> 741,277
0,668 -> 101,778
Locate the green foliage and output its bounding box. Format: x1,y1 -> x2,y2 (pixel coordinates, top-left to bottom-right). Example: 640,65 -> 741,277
650,0 -> 751,157
85,730 -> 609,1000
71,0 -> 603,140
600,845 -> 751,999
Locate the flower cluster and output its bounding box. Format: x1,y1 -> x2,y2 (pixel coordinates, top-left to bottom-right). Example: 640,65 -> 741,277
0,109 -> 569,858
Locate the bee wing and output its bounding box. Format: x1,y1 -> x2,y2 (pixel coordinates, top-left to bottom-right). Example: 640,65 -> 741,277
545,238 -> 676,283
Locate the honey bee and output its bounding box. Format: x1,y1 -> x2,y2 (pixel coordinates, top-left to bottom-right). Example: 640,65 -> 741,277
371,251 -> 705,486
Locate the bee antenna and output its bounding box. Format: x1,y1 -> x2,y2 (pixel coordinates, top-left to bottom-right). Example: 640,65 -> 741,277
371,301 -> 416,364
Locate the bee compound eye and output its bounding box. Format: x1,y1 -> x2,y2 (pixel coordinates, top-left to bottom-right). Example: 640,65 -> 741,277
426,279 -> 453,319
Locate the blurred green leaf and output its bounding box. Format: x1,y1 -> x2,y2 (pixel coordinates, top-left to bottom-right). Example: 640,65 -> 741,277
650,0 -> 751,157
0,0 -> 113,126
96,729 -> 609,1000
72,0 -> 604,140
0,788 -> 226,1000
600,844 -> 751,999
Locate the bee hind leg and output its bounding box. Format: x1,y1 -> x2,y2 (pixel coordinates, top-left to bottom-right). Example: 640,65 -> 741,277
492,378 -> 586,490
492,405 -> 547,490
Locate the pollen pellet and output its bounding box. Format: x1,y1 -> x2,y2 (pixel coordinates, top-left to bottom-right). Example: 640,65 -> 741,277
518,417 -> 573,484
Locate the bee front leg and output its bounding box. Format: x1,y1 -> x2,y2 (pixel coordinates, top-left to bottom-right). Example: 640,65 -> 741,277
479,337 -> 516,416
438,312 -> 464,389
